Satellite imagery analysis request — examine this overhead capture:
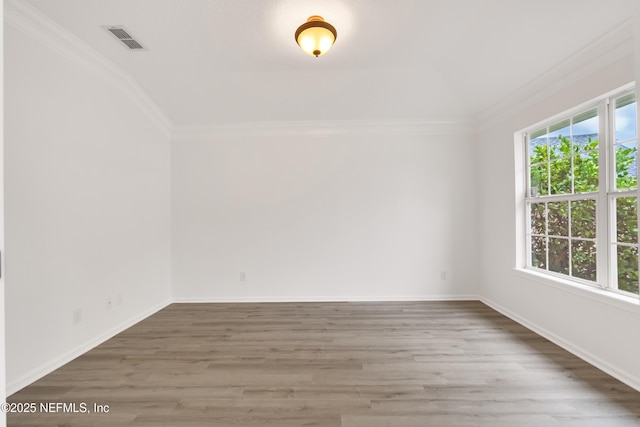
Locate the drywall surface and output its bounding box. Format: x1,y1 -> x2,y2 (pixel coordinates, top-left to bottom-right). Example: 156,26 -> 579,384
4,23 -> 171,393
0,5 -> 6,421
172,130 -> 477,301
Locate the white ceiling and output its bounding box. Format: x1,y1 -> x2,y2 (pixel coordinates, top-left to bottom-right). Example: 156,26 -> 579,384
22,0 -> 636,127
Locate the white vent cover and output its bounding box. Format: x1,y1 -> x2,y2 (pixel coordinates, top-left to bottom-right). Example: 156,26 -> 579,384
102,26 -> 146,51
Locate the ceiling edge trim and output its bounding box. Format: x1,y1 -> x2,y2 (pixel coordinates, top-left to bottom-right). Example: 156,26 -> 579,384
475,18 -> 635,132
4,0 -> 173,137
171,120 -> 475,141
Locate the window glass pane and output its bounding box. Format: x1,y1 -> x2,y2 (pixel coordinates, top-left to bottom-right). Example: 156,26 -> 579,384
616,245 -> 639,294
548,202 -> 568,236
615,93 -> 636,142
572,240 -> 596,281
549,135 -> 569,159
615,141 -> 637,190
616,197 -> 638,244
549,119 -> 571,159
571,199 -> 596,239
530,203 -> 545,235
548,238 -> 569,274
573,151 -> 598,192
572,109 -> 598,152
531,236 -> 547,269
549,119 -> 570,137
530,127 -> 547,140
529,133 -> 548,162
530,163 -> 548,196
549,158 -> 572,194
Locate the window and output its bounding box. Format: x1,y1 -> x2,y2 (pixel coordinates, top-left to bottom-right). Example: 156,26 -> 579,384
524,85 -> 638,296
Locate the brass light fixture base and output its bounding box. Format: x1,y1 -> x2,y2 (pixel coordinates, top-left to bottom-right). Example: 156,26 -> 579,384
295,16 -> 337,57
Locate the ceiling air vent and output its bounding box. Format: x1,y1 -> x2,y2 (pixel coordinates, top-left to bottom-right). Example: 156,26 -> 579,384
103,26 -> 147,51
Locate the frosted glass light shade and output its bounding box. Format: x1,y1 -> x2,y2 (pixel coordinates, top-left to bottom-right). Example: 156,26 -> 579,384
295,16 -> 337,57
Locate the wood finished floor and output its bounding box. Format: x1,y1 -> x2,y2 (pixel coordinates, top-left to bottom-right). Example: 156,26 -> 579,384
7,301 -> 640,426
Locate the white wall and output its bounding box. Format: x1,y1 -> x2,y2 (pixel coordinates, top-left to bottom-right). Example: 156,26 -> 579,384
172,129 -> 477,301
4,21 -> 172,393
0,3 -> 6,424
476,46 -> 640,390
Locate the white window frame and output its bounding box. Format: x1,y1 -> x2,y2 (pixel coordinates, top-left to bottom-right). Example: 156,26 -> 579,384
520,83 -> 638,299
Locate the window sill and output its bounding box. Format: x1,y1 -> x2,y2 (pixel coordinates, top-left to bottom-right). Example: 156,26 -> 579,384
513,267 -> 640,314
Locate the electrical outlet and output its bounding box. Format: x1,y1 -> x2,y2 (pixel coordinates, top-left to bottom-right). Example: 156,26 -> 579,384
73,309 -> 82,324
240,272 -> 246,282
440,271 -> 448,280
106,297 -> 113,310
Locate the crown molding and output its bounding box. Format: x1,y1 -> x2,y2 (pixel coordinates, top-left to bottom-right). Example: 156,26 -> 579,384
4,0 -> 173,137
171,119 -> 475,141
475,18 -> 635,132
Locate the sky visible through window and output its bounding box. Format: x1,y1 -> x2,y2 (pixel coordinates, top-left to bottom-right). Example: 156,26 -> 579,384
613,100 -> 637,142
530,98 -> 637,155
544,102 -> 636,141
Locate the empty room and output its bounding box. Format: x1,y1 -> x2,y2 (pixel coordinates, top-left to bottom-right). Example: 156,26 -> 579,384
2,0 -> 640,426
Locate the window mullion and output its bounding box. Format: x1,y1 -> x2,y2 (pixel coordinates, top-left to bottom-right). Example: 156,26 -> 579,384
530,192 -> 598,202
568,200 -> 573,277
595,99 -> 609,288
525,133 -> 535,269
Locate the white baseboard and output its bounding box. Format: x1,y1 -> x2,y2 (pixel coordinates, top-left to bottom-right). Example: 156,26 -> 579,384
6,299 -> 172,396
480,297 -> 640,392
172,294 -> 480,303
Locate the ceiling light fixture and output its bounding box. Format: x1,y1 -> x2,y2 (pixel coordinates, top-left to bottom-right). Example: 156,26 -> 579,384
295,16 -> 337,57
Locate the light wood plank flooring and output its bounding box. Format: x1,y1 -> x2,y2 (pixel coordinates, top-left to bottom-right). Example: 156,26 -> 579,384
7,301 -> 640,426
